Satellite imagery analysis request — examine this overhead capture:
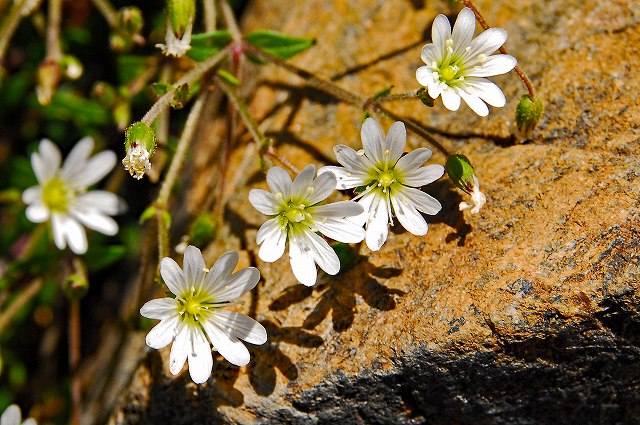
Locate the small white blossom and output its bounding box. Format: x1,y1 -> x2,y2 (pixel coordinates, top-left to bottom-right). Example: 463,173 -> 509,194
122,143 -> 151,180
140,246 -> 267,384
156,17 -> 193,57
319,118 -> 444,251
459,175 -> 486,214
416,7 -> 517,116
22,138 -> 125,255
249,165 -> 365,286
0,404 -> 36,425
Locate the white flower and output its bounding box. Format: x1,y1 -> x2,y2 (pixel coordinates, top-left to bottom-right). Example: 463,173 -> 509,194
319,118 -> 444,251
416,7 -> 517,116
156,17 -> 192,57
248,165 -> 365,286
22,138 -> 125,255
459,175 -> 486,214
0,404 -> 36,425
140,246 -> 267,384
122,143 -> 151,180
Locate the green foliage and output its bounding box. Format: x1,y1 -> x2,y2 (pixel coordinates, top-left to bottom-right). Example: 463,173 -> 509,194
245,30 -> 315,59
187,31 -> 233,61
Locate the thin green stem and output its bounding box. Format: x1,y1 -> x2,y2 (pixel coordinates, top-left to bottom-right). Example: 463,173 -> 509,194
68,297 -> 81,425
375,90 -> 421,103
220,0 -> 241,42
141,49 -> 227,126
46,0 -> 62,61
90,0 -> 117,28
460,0 -> 536,99
0,0 -> 42,64
0,278 -> 43,334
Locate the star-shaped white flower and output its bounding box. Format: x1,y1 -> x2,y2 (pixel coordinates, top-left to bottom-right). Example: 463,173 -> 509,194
22,137 -> 125,255
249,165 -> 365,286
140,246 -> 267,384
416,7 -> 517,116
0,404 -> 36,425
319,118 -> 444,251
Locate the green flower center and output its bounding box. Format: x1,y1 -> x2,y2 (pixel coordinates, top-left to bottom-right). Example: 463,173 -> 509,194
283,202 -> 306,223
42,177 -> 70,212
439,64 -> 461,85
178,288 -> 213,325
377,170 -> 396,188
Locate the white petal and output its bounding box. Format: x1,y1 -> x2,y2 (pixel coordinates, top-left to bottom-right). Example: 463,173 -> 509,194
416,65 -> 437,87
431,13 -> 452,59
169,323 -> 190,375
50,213 -> 67,250
463,27 -> 508,61
33,139 -> 61,182
451,8 -> 476,55
463,78 -> 507,107
313,201 -> 363,218
145,315 -> 179,349
256,218 -> 287,262
385,121 -> 406,164
73,151 -> 117,188
160,257 -> 186,296
334,145 -> 373,173
288,234 -> 318,286
395,148 -> 432,174
290,164 -> 317,200
203,251 -> 238,293
210,267 -> 260,301
140,298 -> 178,320
248,189 -> 279,215
183,245 -> 206,289
458,89 -> 489,116
362,192 -> 390,251
306,171 -> 336,205
391,193 -> 428,236
361,117 -> 386,164
1,405 -> 21,424
317,166 -> 366,190
295,230 -> 340,277
314,217 -> 365,244
22,186 -> 42,204
211,310 -> 267,345
420,44 -> 437,66
401,163 -> 444,187
61,136 -> 94,179
23,419 -> 37,425
266,166 -> 292,197
399,186 -> 442,215
187,328 -> 213,384
73,209 -> 118,235
428,82 -> 443,100
441,88 -> 461,111
203,320 -> 250,366
466,54 -> 517,77
25,203 -> 49,223
59,215 -> 87,254
76,191 -> 124,215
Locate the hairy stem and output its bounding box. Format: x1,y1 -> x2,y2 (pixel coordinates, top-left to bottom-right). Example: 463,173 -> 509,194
0,0 -> 43,64
0,278 -> 43,333
90,0 -> 117,28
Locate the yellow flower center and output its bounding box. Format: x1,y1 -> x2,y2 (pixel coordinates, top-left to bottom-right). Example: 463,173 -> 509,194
42,177 -> 70,212
440,64 -> 460,84
178,288 -> 213,325
378,170 -> 395,188
282,202 -> 307,223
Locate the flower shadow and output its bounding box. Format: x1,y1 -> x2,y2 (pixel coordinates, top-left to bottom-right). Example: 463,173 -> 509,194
247,320 -> 324,396
269,257 -> 405,332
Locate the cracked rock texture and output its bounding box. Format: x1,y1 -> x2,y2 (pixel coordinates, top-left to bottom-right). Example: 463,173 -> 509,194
111,0 -> 640,424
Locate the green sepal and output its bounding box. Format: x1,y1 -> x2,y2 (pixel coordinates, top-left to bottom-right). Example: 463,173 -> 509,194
168,0 -> 195,38
417,87 -> 435,107
516,94 -> 543,135
125,121 -> 156,154
245,30 -> 315,59
445,154 -> 476,194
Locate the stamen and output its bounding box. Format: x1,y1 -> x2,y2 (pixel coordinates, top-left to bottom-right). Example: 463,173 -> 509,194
275,192 -> 283,199
356,149 -> 365,156
478,54 -> 487,63
306,186 -> 314,193
203,267 -> 209,273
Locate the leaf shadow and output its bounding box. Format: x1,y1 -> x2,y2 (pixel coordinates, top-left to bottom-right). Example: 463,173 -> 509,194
247,320 -> 324,396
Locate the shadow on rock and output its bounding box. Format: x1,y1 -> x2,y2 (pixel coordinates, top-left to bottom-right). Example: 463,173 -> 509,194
248,320 -> 324,396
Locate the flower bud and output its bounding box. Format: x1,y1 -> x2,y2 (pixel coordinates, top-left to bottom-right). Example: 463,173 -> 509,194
59,55 -> 83,80
123,122 -> 156,180
516,94 -> 543,136
417,87 -> 435,107
36,59 -> 61,105
446,154 -> 486,214
117,6 -> 144,35
63,273 -> 89,299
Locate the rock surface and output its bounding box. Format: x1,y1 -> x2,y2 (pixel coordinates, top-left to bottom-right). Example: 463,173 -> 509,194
110,0 -> 640,423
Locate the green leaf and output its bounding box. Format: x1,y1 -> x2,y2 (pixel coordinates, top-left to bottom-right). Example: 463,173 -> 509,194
372,86 -> 393,100
245,30 -> 315,59
187,31 -> 233,61
216,69 -> 240,87
85,245 -> 126,271
139,206 -> 156,223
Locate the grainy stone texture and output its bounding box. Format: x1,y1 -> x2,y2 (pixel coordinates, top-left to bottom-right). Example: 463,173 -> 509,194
110,0 -> 640,424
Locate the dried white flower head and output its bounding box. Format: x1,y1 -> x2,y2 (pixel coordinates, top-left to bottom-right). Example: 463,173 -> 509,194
0,404 -> 36,425
319,118 -> 444,251
459,175 -> 486,214
140,246 -> 267,384
22,138 -> 125,255
156,16 -> 193,57
249,165 -> 365,286
122,143 -> 151,180
416,7 -> 517,116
